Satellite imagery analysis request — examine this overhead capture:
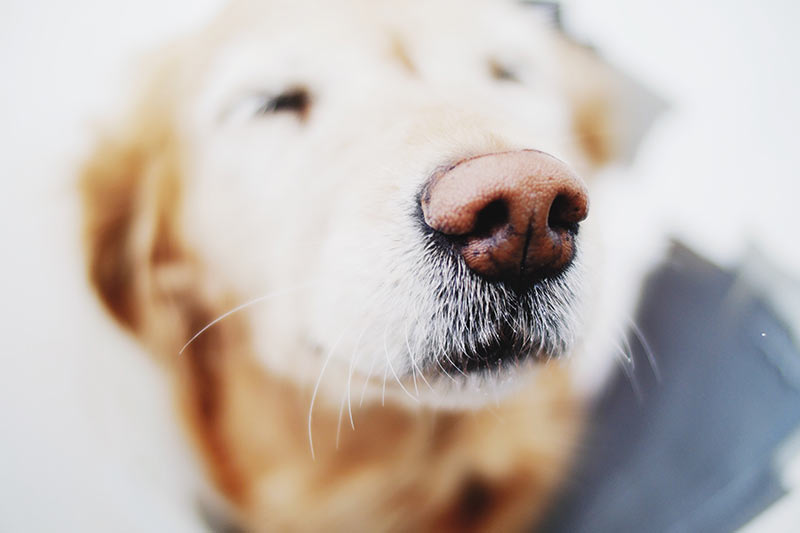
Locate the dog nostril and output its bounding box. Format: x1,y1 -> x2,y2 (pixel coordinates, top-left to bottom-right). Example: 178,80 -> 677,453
471,199 -> 509,238
547,194 -> 580,233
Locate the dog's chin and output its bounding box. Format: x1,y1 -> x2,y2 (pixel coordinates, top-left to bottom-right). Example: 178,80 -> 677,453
348,262 -> 584,410
435,325 -> 554,375
405,354 -> 544,409
368,324 -> 569,410
405,227 -> 585,368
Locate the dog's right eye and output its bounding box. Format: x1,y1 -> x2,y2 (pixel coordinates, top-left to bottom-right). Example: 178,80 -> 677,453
225,88 -> 311,123
254,89 -> 310,116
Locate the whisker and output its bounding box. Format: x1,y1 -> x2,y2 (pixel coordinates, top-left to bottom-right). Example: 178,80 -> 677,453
416,363 -> 434,392
406,321 -> 434,393
351,280 -> 395,408
308,327 -> 348,461
627,318 -> 660,383
410,360 -> 420,396
384,323 -> 418,403
612,339 -> 642,403
404,320 -> 420,397
442,343 -> 468,378
435,356 -> 456,383
432,329 -> 457,383
346,325 -> 369,431
619,326 -> 636,371
335,391 -> 346,450
179,280 -> 320,355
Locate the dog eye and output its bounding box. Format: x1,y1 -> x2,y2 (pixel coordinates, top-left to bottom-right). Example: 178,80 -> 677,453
225,88 -> 311,123
488,59 -> 520,83
255,88 -> 310,116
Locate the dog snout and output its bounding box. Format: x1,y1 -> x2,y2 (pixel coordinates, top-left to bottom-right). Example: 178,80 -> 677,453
420,150 -> 589,285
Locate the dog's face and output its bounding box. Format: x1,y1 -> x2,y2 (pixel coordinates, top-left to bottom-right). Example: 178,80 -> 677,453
83,0 -> 641,408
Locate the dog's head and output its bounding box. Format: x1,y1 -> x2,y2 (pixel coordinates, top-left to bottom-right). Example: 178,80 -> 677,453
81,0 -> 654,407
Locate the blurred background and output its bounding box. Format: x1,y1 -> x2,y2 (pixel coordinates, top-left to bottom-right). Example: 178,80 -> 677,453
1,1 -> 798,531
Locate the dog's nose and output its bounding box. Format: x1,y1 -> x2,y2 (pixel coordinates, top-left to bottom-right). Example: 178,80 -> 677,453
420,150 -> 588,285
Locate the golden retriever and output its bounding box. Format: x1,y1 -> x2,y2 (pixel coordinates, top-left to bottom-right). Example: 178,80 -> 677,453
79,0 -> 659,530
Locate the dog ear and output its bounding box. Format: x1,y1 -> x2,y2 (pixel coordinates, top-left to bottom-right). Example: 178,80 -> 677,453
557,36 -> 667,168
79,99 -> 191,342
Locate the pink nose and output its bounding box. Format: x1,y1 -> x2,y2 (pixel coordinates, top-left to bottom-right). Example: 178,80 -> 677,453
420,150 -> 589,285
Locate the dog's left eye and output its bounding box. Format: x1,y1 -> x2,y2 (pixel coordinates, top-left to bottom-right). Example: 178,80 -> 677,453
488,59 -> 520,83
226,88 -> 311,123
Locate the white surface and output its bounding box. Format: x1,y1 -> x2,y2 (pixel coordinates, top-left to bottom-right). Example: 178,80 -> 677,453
563,0 -> 800,273
0,2 -> 224,531
1,1 -> 798,531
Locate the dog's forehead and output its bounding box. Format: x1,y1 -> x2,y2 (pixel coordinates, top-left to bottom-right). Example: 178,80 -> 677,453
207,0 -> 556,56
180,0 -> 562,130
187,0 -> 560,113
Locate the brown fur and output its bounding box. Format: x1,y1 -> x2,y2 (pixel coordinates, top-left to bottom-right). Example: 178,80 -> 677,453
78,30 -> 602,533
559,37 -> 622,168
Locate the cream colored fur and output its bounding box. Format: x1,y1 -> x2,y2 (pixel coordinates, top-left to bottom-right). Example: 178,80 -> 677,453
77,1 -> 664,530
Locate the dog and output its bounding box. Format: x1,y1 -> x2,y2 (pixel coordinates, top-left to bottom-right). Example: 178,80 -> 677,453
80,0 -> 661,530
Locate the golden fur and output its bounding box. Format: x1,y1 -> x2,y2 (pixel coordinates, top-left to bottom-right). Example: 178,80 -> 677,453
80,99 -> 583,530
